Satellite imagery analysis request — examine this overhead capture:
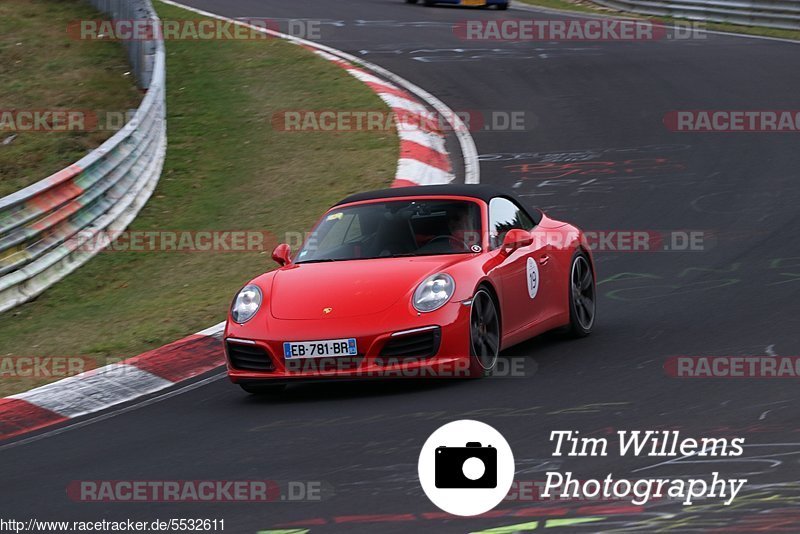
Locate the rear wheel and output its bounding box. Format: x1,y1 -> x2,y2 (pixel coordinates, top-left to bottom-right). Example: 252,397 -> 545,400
469,288 -> 500,376
567,252 -> 596,337
497,2 -> 509,9
405,0 -> 418,3
240,383 -> 286,396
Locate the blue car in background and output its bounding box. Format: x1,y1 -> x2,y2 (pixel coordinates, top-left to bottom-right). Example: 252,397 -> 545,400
406,0 -> 510,8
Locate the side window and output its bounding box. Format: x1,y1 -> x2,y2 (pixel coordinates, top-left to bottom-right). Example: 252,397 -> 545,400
488,197 -> 534,249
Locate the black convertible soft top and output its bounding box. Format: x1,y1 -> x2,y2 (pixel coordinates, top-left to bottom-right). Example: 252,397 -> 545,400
335,184 -> 541,224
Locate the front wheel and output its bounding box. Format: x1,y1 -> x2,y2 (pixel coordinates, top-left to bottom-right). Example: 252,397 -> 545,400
405,0 -> 419,3
469,288 -> 500,377
497,2 -> 509,9
567,252 -> 596,337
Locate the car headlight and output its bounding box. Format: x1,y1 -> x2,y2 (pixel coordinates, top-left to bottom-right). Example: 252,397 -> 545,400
231,284 -> 262,324
413,273 -> 455,313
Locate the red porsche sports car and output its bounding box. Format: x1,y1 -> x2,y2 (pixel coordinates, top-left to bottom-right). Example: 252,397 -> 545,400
224,185 -> 595,394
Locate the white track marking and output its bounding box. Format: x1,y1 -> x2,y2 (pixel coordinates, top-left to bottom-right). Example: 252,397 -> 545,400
0,372 -> 227,451
197,321 -> 225,337
10,365 -> 173,418
398,129 -> 449,155
396,159 -> 455,185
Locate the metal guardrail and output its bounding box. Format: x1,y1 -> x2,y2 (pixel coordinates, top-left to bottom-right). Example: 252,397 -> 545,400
0,0 -> 166,313
90,0 -> 160,88
591,0 -> 800,30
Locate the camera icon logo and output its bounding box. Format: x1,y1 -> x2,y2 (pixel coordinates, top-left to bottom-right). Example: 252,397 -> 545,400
418,420 -> 515,516
435,442 -> 497,489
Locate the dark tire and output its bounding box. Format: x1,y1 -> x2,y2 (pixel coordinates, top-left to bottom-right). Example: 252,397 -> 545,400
424,0 -> 436,5
567,251 -> 596,337
240,383 -> 286,396
497,2 -> 509,9
469,288 -> 500,377
405,0 -> 418,3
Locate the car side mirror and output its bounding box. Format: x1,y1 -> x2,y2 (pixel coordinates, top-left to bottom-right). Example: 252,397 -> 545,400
272,243 -> 291,266
501,229 -> 533,254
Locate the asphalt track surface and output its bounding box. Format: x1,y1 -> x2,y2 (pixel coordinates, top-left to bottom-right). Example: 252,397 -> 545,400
3,1 -> 800,532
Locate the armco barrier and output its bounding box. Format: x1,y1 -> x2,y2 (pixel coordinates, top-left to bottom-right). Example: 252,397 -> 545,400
0,0 -> 166,314
89,0 -> 159,89
591,0 -> 800,30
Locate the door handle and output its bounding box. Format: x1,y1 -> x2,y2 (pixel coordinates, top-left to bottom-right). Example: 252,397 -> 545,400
538,254 -> 550,266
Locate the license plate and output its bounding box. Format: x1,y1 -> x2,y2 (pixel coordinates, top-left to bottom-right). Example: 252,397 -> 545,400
283,338 -> 357,359
461,0 -> 487,5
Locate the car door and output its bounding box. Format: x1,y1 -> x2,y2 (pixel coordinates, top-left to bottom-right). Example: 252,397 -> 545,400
488,197 -> 554,334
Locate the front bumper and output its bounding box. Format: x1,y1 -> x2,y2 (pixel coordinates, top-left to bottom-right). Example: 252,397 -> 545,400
224,300 -> 472,382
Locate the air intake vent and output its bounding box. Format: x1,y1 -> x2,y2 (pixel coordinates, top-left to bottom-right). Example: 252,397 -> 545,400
379,327 -> 441,361
226,342 -> 275,372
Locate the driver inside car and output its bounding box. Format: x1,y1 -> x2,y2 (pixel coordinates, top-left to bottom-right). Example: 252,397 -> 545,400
448,205 -> 480,251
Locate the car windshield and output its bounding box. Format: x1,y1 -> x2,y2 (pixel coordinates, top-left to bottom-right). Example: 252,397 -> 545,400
295,199 -> 482,263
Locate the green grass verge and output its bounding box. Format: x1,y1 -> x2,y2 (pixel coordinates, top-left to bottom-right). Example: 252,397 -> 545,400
0,0 -> 142,197
516,0 -> 800,41
0,1 -> 397,396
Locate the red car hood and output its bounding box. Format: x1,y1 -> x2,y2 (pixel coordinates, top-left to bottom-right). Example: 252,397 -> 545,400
269,256 -> 464,320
